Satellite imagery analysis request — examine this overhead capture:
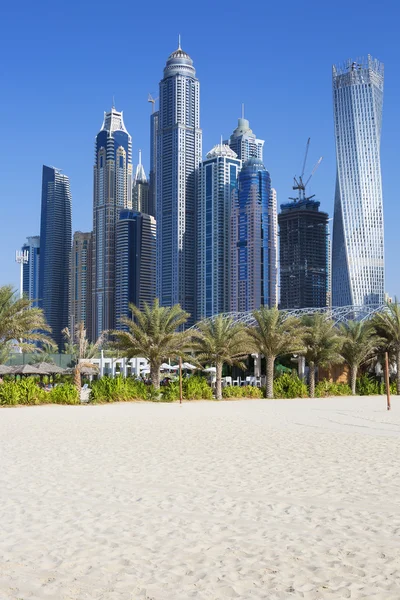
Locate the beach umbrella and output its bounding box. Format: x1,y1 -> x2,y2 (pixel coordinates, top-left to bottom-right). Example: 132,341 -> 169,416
160,363 -> 174,371
169,364 -> 180,371
0,365 -> 12,375
203,367 -> 217,373
182,362 -> 197,370
10,364 -> 50,376
31,362 -> 66,374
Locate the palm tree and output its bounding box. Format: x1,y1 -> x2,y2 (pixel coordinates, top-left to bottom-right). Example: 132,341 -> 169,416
191,315 -> 252,400
112,299 -> 190,390
247,306 -> 303,399
339,320 -> 381,395
302,313 -> 343,397
0,285 -> 53,359
62,322 -> 104,391
373,300 -> 400,394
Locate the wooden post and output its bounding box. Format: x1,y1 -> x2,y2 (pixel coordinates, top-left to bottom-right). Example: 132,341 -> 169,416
179,356 -> 183,404
385,351 -> 391,411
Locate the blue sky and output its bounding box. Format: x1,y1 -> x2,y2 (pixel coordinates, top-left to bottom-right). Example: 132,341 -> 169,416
1,0 -> 399,299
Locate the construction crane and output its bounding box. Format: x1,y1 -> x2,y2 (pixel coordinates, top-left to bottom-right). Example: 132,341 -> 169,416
289,138 -> 323,202
148,93 -> 159,113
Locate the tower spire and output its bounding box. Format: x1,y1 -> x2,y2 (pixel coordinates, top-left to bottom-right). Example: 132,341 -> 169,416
241,103 -> 245,119
138,149 -> 142,165
178,34 -> 181,50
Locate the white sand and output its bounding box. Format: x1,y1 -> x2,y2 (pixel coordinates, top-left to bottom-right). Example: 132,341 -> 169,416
1,397 -> 400,600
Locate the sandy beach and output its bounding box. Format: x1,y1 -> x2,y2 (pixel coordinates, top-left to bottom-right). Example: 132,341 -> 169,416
0,397 -> 400,599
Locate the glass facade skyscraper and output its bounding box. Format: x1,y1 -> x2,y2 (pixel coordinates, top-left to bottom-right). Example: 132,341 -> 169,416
198,144 -> 241,319
332,56 -> 385,306
39,166 -> 72,350
225,116 -> 264,163
70,231 -> 92,340
22,236 -> 40,307
92,107 -> 132,338
132,151 -> 150,214
230,158 -> 276,311
148,110 -> 158,219
115,210 -> 156,327
156,43 -> 202,325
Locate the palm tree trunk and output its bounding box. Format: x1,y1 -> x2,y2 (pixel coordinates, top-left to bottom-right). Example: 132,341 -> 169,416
74,364 -> 81,393
216,361 -> 223,400
350,365 -> 357,395
397,351 -> 400,395
151,361 -> 161,390
309,361 -> 315,398
266,355 -> 275,399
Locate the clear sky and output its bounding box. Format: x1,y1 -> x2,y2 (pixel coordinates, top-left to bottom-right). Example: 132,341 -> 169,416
1,0 -> 399,299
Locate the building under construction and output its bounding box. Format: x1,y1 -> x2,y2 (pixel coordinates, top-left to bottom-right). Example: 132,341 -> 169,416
279,198 -> 329,309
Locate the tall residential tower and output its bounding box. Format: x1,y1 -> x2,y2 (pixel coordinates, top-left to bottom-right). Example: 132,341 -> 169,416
92,107 -> 132,337
70,231 -> 93,339
22,236 -> 40,307
156,42 -> 202,325
39,166 -> 72,349
332,56 -> 385,306
198,143 -> 241,319
225,113 -> 264,163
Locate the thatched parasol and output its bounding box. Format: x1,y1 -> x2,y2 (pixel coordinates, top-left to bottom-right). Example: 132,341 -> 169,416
0,365 -> 12,375
10,364 -> 50,376
31,362 -> 66,374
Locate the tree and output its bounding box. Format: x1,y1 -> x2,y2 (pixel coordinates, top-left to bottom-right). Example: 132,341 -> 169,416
302,313 -> 343,397
247,306 -> 303,399
112,299 -> 190,390
373,300 -> 400,394
62,322 -> 104,392
191,315 -> 252,400
339,320 -> 381,395
0,285 -> 53,359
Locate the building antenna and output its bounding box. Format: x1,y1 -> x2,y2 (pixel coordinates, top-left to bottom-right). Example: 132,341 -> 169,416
112,95 -> 115,109
241,103 -> 245,119
138,149 -> 142,165
178,34 -> 181,49
220,134 -> 223,151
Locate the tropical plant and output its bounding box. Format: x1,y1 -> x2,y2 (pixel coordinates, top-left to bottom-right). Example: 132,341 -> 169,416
315,380 -> 352,397
112,299 -> 190,390
373,300 -> 400,394
191,315 -> 252,400
184,375 -> 213,400
222,385 -> 263,399
339,320 -> 381,395
247,306 -> 303,399
0,285 -> 53,359
356,373 -> 380,396
302,313 -> 343,398
48,383 -> 79,405
273,373 -> 308,399
62,322 -> 104,392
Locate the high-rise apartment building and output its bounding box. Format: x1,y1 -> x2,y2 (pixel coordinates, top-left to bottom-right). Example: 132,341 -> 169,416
22,236 -> 40,307
92,107 -> 132,338
156,42 -> 202,325
225,114 -> 264,163
198,143 -> 241,319
39,166 -> 72,349
230,158 -> 276,312
148,109 -> 158,219
115,210 -> 156,327
132,151 -> 150,214
332,56 -> 385,306
279,198 -> 329,309
268,188 -> 278,307
70,231 -> 92,339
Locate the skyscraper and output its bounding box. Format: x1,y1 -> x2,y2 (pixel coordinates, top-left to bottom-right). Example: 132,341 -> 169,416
39,166 -> 72,349
279,198 -> 329,309
198,143 -> 241,319
268,188 -> 278,307
225,113 -> 264,163
148,108 -> 158,219
230,158 -> 276,312
156,41 -> 202,325
22,236 -> 40,307
92,107 -> 132,338
115,210 -> 156,327
70,231 -> 93,339
332,56 -> 385,306
132,151 -> 150,214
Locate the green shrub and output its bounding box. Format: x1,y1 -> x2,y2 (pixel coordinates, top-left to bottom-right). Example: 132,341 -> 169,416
0,381 -> 22,405
315,380 -> 352,397
356,374 -> 380,395
222,385 -> 263,399
183,376 -> 213,400
48,383 -> 79,405
161,381 -> 180,402
273,373 -> 308,399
